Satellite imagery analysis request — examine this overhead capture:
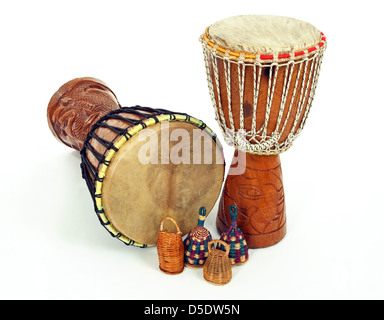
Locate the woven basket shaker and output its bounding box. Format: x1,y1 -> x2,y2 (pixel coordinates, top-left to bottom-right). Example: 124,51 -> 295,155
156,217 -> 184,275
219,205 -> 249,266
203,239 -> 232,285
184,207 -> 213,268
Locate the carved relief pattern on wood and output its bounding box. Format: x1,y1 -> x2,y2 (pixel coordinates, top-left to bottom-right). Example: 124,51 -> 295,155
217,155 -> 286,248
47,78 -> 120,151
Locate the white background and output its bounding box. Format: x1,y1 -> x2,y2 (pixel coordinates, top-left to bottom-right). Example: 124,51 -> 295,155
1,0 -> 383,300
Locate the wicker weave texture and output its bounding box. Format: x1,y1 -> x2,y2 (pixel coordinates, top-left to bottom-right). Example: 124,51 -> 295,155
219,205 -> 249,265
156,217 -> 184,275
203,239 -> 232,285
184,207 -> 212,268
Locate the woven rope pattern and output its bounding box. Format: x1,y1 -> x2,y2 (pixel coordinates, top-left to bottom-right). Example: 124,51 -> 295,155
184,207 -> 212,268
219,205 -> 249,265
203,240 -> 232,285
219,232 -> 248,265
80,106 -> 218,247
184,227 -> 212,267
157,217 -> 184,275
201,36 -> 326,155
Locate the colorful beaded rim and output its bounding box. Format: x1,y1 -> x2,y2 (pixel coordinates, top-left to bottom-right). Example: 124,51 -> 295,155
200,30 -> 327,155
80,106 -> 223,248
202,30 -> 327,61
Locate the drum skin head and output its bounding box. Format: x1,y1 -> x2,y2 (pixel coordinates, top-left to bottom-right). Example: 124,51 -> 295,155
102,121 -> 225,246
207,15 -> 321,54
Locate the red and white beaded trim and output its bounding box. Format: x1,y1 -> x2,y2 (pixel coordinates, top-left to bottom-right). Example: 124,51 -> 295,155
200,32 -> 327,154
202,31 -> 327,62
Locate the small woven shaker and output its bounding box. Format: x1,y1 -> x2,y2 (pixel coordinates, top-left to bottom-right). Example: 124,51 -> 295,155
203,239 -> 232,285
184,207 -> 212,268
219,205 -> 249,266
156,217 -> 184,275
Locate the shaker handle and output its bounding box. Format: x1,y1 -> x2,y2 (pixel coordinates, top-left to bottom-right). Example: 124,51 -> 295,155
159,217 -> 181,234
208,239 -> 230,256
198,207 -> 207,226
229,205 -> 238,227
229,205 -> 237,220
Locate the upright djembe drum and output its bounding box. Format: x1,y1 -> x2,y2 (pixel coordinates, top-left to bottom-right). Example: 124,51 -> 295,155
200,15 -> 327,248
47,77 -> 225,247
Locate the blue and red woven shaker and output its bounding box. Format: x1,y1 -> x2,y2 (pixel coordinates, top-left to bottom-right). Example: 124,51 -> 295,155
219,205 -> 249,265
184,207 -> 212,268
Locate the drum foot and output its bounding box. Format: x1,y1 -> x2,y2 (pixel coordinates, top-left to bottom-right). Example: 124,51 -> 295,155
216,150 -> 287,248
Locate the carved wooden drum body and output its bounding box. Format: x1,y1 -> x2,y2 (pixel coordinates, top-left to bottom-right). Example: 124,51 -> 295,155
200,15 -> 327,248
48,78 -> 225,247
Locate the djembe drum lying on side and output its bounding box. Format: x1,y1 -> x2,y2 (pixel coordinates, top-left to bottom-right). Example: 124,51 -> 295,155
47,77 -> 225,247
200,15 -> 327,248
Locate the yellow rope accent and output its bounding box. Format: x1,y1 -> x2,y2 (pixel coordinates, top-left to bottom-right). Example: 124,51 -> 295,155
203,31 -> 326,62
94,114 -> 209,247
203,34 -> 254,59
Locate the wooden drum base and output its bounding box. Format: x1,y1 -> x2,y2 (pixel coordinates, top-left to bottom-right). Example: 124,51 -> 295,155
217,151 -> 286,248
